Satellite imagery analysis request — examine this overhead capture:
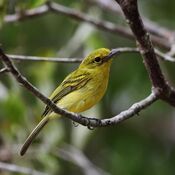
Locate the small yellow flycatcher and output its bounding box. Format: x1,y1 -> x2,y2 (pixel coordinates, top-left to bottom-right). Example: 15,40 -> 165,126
20,48 -> 117,156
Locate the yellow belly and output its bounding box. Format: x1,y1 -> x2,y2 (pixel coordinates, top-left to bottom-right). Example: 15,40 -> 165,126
49,66 -> 110,118
57,77 -> 108,113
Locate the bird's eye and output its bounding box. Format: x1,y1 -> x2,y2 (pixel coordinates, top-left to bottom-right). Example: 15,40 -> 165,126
94,57 -> 101,63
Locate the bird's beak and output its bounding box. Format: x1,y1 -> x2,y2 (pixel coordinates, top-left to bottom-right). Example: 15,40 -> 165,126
103,49 -> 119,62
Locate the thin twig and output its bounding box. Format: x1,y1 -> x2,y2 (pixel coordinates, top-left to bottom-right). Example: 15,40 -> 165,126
0,67 -> 9,74
87,0 -> 174,40
7,47 -> 138,63
0,48 -> 160,127
155,49 -> 175,62
4,2 -> 133,40
6,48 -> 175,63
48,2 -> 134,40
7,54 -> 82,63
4,4 -> 49,22
0,161 -> 48,175
4,2 -> 170,50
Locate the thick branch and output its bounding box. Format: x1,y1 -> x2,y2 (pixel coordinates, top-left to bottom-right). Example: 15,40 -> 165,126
115,0 -> 175,107
115,0 -> 166,88
0,48 -> 159,127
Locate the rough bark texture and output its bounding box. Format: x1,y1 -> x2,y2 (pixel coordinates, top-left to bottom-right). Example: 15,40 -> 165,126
115,0 -> 175,107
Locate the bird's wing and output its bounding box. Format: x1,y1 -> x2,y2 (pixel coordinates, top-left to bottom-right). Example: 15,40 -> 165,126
41,71 -> 91,117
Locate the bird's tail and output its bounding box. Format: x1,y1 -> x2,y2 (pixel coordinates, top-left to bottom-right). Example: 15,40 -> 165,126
20,116 -> 50,156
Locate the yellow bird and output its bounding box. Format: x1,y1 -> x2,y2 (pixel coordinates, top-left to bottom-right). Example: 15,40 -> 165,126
20,48 -> 117,156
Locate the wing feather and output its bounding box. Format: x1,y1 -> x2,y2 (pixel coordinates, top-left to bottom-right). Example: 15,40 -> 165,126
41,71 -> 91,117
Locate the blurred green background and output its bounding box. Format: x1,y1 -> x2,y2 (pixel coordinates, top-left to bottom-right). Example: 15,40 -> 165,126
0,0 -> 175,175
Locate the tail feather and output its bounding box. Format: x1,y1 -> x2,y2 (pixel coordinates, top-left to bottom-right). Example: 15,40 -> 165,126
20,116 -> 49,156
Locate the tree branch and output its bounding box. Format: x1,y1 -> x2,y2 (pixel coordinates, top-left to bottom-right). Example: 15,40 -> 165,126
115,0 -> 166,88
6,47 -> 138,63
115,0 -> 175,107
87,0 -> 174,40
4,2 -> 133,41
4,4 -> 49,22
0,161 -> 48,175
0,67 -> 9,74
7,54 -> 82,63
0,48 -> 160,128
4,2 -> 170,50
154,49 -> 175,62
6,48 -> 175,63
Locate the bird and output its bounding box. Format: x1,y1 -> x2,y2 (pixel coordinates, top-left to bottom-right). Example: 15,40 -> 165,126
20,48 -> 117,156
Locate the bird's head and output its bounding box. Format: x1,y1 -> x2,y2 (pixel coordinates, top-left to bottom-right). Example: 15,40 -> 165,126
79,48 -> 115,69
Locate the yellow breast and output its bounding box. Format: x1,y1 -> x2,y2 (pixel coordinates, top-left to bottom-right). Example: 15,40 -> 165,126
57,65 -> 110,113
